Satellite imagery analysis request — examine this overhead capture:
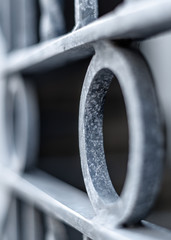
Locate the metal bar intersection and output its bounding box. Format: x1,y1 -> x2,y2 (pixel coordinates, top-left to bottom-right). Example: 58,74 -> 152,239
0,166 -> 171,240
2,0 -> 171,75
0,0 -> 171,239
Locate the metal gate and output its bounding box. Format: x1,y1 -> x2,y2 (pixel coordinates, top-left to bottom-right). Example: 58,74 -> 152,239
0,0 -> 171,239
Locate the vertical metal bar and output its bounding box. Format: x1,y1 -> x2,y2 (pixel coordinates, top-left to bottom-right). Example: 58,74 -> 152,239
45,217 -> 68,240
20,203 -> 44,240
0,29 -> 11,240
141,34 -> 171,166
0,0 -> 12,52
10,0 -> 38,49
4,198 -> 20,240
74,0 -> 98,29
39,0 -> 65,41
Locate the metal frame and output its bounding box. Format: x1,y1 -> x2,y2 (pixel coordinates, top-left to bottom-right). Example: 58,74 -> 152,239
0,0 -> 171,239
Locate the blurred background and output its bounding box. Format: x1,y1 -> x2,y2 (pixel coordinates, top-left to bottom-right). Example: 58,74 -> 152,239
0,0 -> 171,239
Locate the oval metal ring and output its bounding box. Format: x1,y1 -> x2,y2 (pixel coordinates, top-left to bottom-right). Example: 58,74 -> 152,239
79,41 -> 164,225
0,74 -> 39,237
2,74 -> 39,172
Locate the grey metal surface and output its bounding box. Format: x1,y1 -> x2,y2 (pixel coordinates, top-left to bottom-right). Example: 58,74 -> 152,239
0,0 -> 171,239
0,167 -> 171,240
0,33 -> 39,171
45,217 -> 68,240
20,204 -> 44,240
79,40 -> 164,226
141,33 -> 171,166
0,0 -> 38,51
10,0 -> 38,49
0,74 -> 39,171
74,0 -> 98,29
1,0 -> 171,74
0,0 -> 12,52
5,198 -> 19,240
0,73 -> 39,238
39,0 -> 65,41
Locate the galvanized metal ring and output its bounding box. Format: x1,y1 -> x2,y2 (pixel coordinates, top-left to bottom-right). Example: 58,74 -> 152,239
79,41 -> 164,226
1,74 -> 39,172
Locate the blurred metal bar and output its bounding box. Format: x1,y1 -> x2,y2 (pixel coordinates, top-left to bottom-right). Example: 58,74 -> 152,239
45,217 -> 68,240
0,0 -> 12,52
0,167 -> 171,240
10,0 -> 38,49
4,198 -> 20,240
20,203 -> 44,240
0,0 -> 38,51
39,0 -> 65,41
141,33 -> 171,166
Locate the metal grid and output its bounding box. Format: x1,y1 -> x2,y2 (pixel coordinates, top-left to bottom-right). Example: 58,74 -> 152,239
0,0 -> 171,239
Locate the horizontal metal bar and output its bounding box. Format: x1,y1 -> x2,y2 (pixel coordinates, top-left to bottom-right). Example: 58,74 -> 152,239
2,0 -> 171,74
0,165 -> 171,240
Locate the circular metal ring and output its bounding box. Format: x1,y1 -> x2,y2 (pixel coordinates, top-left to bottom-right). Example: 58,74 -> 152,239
1,74 -> 39,172
79,41 -> 164,225
0,74 -> 39,237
